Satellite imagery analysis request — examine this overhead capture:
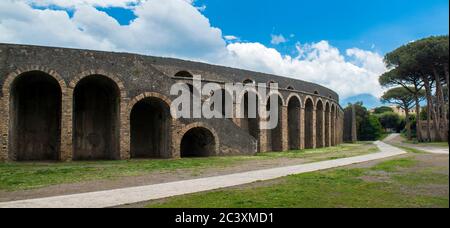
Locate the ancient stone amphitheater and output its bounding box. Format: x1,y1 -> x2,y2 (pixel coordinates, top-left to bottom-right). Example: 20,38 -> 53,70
0,43 -> 344,161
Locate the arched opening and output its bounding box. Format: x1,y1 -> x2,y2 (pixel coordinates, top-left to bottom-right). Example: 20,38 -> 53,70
304,98 -> 314,149
9,71 -> 62,161
316,100 -> 324,148
325,102 -> 331,147
130,97 -> 171,158
241,91 -> 260,142
288,96 -> 301,150
287,86 -> 295,90
180,127 -> 216,157
266,94 -> 283,152
314,91 -> 319,95
331,105 -> 336,146
177,83 -> 200,119
267,80 -> 277,88
175,71 -> 193,78
212,89 -> 233,118
243,79 -> 255,85
73,75 -> 120,160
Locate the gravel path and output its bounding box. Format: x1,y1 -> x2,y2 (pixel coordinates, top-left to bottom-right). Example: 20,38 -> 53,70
0,141 -> 406,208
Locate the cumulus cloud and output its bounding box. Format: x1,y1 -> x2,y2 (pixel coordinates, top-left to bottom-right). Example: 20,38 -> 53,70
0,0 -> 387,99
224,35 -> 239,41
270,34 -> 288,45
1,0 -> 226,60
226,41 -> 386,98
26,0 -> 144,8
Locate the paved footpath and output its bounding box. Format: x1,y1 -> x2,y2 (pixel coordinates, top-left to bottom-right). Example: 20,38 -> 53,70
416,146 -> 449,154
386,134 -> 449,155
0,141 -> 406,208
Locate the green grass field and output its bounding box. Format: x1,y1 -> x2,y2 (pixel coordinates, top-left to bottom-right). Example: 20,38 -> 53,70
402,139 -> 449,148
147,157 -> 449,208
258,142 -> 378,161
0,143 -> 376,191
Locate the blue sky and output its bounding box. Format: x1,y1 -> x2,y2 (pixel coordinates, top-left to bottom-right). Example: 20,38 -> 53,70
1,0 -> 448,108
204,0 -> 449,54
99,0 -> 449,55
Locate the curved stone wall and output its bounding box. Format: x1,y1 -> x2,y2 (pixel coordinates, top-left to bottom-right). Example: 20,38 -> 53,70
0,43 -> 344,161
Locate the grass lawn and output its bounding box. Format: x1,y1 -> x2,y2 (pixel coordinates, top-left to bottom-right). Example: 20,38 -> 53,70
0,143 -> 377,191
410,141 -> 449,148
147,157 -> 449,208
258,142 -> 378,162
395,146 -> 427,154
402,138 -> 449,148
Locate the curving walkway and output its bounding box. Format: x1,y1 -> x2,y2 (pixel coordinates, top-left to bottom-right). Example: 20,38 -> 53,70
0,141 -> 406,208
385,134 -> 449,155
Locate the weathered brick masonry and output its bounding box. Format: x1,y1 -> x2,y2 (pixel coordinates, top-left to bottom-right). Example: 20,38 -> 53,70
0,44 -> 344,161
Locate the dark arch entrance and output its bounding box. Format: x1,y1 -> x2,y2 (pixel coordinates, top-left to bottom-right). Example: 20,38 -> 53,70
130,97 -> 171,158
241,91 -> 260,142
180,127 -> 216,157
267,95 -> 283,152
331,105 -> 336,146
288,96 -> 301,150
243,79 -> 255,85
212,89 -> 232,118
175,71 -> 193,78
73,75 -> 120,160
316,100 -> 324,148
304,98 -> 314,149
9,71 -> 62,161
325,103 -> 331,147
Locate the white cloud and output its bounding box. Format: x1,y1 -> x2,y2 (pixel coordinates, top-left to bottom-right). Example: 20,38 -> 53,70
346,48 -> 386,74
224,35 -> 238,41
270,34 -> 288,45
195,4 -> 206,11
226,41 -> 386,98
1,0 -> 226,60
26,0 -> 144,8
0,0 -> 387,99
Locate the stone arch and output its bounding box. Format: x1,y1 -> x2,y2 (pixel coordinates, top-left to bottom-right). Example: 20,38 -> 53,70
174,70 -> 194,78
243,78 -> 255,85
267,80 -> 277,88
2,66 -> 67,97
72,73 -> 123,160
316,99 -> 325,148
267,91 -> 286,106
237,87 -> 264,106
287,94 -> 302,150
129,93 -> 172,159
266,93 -> 284,152
325,101 -> 331,147
69,70 -> 127,98
315,97 -> 324,107
287,94 -> 303,108
5,68 -> 66,161
179,123 -> 219,157
128,92 -> 172,111
331,103 -> 336,146
304,97 -> 315,149
240,90 -> 261,142
210,88 -> 233,118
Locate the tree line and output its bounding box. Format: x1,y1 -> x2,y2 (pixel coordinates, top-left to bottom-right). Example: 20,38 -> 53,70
379,36 -> 449,142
